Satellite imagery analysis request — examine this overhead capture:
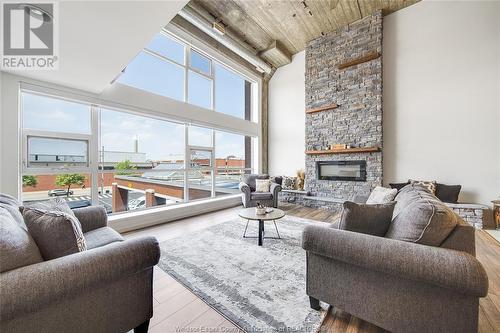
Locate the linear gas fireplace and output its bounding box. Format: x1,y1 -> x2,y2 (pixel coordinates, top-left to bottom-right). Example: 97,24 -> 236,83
316,160 -> 367,181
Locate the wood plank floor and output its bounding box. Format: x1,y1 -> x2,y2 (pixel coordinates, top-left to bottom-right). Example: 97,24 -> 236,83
124,203 -> 500,333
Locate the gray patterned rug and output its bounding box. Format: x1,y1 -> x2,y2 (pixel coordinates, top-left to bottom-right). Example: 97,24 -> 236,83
158,215 -> 330,332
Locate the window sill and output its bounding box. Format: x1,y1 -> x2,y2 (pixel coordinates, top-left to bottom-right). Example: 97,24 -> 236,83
108,194 -> 242,233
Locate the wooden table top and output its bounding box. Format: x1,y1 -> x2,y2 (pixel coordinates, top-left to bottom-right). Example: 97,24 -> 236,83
238,207 -> 285,221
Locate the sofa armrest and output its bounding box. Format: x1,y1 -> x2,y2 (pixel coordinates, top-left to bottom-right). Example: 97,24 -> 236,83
270,183 -> 282,197
73,206 -> 108,232
0,236 -> 160,321
302,226 -> 488,297
239,182 -> 251,194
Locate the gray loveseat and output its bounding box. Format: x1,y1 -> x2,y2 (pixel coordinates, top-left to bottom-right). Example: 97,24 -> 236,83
239,174 -> 282,208
302,185 -> 489,333
0,196 -> 160,333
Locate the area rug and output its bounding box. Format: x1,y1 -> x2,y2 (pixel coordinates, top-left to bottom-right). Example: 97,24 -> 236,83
158,215 -> 330,332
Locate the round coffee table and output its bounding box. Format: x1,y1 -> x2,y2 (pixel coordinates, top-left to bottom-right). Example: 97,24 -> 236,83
238,207 -> 285,246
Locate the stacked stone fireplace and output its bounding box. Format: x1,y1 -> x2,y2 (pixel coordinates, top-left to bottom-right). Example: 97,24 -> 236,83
304,11 -> 383,212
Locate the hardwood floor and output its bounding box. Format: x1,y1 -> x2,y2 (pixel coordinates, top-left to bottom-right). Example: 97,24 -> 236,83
124,204 -> 500,333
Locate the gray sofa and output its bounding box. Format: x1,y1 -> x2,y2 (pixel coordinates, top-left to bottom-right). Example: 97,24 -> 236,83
0,197 -> 160,333
239,174 -> 282,208
302,186 -> 489,333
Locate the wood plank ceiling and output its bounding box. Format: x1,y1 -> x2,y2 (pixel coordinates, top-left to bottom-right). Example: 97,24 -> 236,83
186,0 -> 419,68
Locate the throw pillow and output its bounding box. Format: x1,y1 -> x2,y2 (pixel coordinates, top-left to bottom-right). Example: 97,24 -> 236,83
435,183 -> 461,203
386,184 -> 458,246
389,181 -> 410,192
243,174 -> 269,191
409,179 -> 437,194
270,176 -> 283,185
0,193 -> 27,230
23,207 -> 87,260
365,186 -> 397,204
281,176 -> 296,190
255,179 -> 271,192
0,208 -> 43,272
339,201 -> 396,237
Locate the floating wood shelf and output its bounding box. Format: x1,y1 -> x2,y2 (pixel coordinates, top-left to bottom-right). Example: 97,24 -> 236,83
305,147 -> 380,155
305,104 -> 338,114
336,51 -> 381,70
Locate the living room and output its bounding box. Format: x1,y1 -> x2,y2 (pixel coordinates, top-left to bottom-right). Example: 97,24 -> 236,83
0,1 -> 499,332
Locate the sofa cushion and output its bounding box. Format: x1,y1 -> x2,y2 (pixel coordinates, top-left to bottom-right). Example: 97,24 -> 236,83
389,181 -> 410,192
250,192 -> 273,200
409,179 -> 437,195
386,184 -> 458,246
270,176 -> 283,185
281,176 -> 296,190
255,179 -> 271,192
339,201 -> 396,237
243,174 -> 269,191
84,227 -> 124,250
0,207 -> 43,272
435,183 -> 461,203
23,207 -> 87,260
0,193 -> 27,230
366,186 -> 397,204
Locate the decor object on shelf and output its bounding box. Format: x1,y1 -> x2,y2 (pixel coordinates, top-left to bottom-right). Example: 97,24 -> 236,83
336,51 -> 381,70
365,186 -> 397,204
296,170 -> 305,191
493,200 -> 500,230
305,147 -> 380,155
239,174 -> 281,208
330,144 -> 347,150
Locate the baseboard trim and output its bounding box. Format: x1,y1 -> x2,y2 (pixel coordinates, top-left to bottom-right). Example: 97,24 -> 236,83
108,195 -> 242,233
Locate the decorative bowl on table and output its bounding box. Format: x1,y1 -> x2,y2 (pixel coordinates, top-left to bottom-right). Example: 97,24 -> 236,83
255,203 -> 266,215
255,207 -> 266,215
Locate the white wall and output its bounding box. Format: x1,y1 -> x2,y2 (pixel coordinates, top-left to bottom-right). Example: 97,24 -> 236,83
383,0 -> 500,204
268,51 -> 305,177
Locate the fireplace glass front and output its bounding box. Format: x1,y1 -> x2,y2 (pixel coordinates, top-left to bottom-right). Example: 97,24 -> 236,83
316,160 -> 367,181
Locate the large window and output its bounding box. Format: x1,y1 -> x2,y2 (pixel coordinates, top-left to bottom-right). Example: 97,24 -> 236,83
20,91 -> 255,216
21,93 -> 93,208
215,131 -> 250,197
117,31 -> 253,121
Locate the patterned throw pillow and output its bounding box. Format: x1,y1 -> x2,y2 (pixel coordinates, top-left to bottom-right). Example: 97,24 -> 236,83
22,200 -> 87,260
366,186 -> 398,204
255,179 -> 271,192
409,179 -> 437,194
282,176 -> 296,190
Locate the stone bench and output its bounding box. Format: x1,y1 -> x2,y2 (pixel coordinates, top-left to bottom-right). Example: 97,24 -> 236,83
445,203 -> 492,229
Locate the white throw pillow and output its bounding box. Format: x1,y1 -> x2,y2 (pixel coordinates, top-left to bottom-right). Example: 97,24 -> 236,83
366,186 -> 397,204
255,179 -> 271,192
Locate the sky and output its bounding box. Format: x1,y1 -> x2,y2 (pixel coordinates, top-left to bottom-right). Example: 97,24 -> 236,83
23,33 -> 249,163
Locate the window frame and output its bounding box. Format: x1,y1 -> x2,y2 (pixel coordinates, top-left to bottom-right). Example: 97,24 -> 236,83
17,25 -> 262,217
